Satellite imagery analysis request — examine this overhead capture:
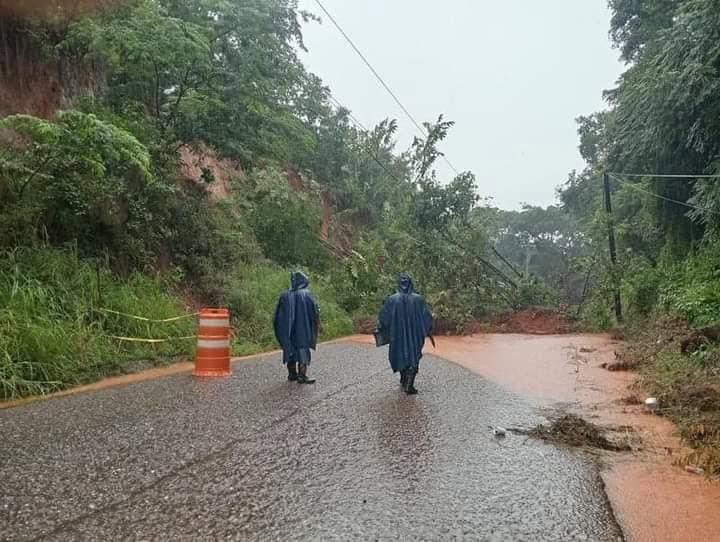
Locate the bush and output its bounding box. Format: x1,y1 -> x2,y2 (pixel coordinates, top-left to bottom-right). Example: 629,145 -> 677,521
511,276 -> 559,309
621,255 -> 664,319
243,167 -> 332,271
660,242 -> 720,326
326,238 -> 393,318
426,290 -> 473,333
0,112 -> 157,263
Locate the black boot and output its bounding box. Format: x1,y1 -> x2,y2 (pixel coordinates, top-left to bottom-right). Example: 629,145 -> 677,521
400,369 -> 407,387
404,368 -> 418,395
287,362 -> 298,381
297,364 -> 315,385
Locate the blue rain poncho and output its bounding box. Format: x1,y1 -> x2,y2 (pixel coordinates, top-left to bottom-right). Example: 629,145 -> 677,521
273,271 -> 320,365
377,273 -> 433,373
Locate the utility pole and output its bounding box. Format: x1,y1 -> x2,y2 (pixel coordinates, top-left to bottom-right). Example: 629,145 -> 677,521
603,172 -> 623,323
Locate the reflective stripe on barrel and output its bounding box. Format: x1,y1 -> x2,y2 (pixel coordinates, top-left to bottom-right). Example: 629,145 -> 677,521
197,338 -> 230,349
199,318 -> 230,327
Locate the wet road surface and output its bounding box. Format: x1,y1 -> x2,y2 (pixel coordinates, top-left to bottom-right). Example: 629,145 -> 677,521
1,342 -> 622,541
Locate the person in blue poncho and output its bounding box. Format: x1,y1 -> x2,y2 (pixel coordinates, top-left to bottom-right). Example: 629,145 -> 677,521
376,273 -> 434,395
273,271 -> 320,384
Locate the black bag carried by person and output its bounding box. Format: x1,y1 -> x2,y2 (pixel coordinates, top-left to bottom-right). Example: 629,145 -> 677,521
373,328 -> 388,347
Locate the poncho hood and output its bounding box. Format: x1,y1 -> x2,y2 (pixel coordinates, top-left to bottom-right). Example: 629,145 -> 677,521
291,271 -> 309,291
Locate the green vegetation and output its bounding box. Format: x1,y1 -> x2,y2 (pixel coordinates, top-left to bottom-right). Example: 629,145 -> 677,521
4,0 -> 719,416
0,246 -> 193,399
1,1 -> 564,399
558,0 -> 720,327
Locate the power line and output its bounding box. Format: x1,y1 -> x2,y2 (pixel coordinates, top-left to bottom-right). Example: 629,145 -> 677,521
313,0 -> 462,178
608,173 -> 718,215
609,172 -> 720,180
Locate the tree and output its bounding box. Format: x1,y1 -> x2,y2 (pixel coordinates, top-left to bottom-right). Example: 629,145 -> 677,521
63,0 -> 320,166
608,0 -> 677,63
487,206 -> 586,303
0,111 -> 157,265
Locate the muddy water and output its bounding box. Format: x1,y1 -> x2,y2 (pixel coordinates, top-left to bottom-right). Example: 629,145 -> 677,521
392,333 -> 720,542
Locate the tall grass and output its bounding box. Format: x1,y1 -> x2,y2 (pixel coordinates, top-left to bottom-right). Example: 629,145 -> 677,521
0,246 -> 194,400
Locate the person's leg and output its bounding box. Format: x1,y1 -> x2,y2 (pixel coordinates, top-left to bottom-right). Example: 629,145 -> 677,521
297,363 -> 316,384
296,349 -> 315,384
404,362 -> 419,395
287,361 -> 298,381
285,350 -> 298,381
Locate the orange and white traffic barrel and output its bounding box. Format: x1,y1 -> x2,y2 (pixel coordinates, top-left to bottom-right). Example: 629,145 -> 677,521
193,308 -> 231,377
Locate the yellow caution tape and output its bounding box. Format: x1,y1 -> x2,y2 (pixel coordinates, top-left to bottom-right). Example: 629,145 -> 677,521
95,308 -> 199,323
106,335 -> 197,343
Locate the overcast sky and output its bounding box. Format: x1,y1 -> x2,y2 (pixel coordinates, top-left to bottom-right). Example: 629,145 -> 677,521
297,0 -> 623,210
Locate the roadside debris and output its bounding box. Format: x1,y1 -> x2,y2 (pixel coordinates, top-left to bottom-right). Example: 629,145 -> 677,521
685,465 -> 705,476
528,414 -> 631,452
644,397 -> 659,412
492,426 -> 506,438
600,360 -> 631,371
620,394 -> 642,406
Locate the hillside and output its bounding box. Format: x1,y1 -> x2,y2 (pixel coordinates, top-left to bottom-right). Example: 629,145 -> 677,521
2,0 -> 570,399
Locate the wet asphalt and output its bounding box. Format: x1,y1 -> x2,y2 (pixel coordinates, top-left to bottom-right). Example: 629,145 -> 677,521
1,342 -> 622,541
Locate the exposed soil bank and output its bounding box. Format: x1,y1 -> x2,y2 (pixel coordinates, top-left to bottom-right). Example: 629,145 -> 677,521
352,333 -> 720,542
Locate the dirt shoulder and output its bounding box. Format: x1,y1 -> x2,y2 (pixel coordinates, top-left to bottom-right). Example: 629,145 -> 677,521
622,316 -> 720,475
369,332 -> 720,542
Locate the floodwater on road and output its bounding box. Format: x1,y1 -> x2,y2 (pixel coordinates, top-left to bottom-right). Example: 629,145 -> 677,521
1,341 -> 622,541
411,333 -> 720,542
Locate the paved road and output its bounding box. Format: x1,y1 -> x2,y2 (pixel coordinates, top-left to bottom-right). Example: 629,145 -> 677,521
1,342 -> 622,541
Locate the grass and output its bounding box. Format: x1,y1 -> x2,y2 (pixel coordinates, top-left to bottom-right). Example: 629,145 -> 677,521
0,246 -> 194,400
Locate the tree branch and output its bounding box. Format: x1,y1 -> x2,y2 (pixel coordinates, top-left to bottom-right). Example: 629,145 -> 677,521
163,62 -> 195,134
151,56 -> 161,124
18,152 -> 55,199
440,231 -> 518,288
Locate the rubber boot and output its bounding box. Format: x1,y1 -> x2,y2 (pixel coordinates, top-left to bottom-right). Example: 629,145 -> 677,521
404,368 -> 418,395
287,362 -> 298,381
297,364 -> 316,385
